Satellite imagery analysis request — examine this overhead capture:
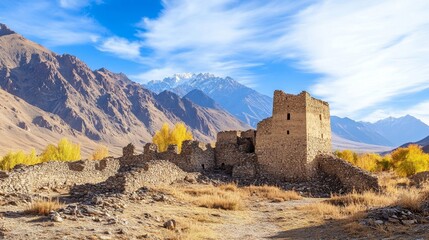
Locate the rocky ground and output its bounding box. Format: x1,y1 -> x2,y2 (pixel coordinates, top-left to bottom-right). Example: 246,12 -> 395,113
1,174 -> 429,240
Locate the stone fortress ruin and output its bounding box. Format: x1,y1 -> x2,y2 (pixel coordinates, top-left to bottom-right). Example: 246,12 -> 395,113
0,90 -> 379,194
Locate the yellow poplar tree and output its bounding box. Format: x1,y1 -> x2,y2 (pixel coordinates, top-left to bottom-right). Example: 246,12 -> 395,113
153,123 -> 172,152
391,144 -> 429,177
152,123 -> 193,153
0,149 -> 42,170
334,150 -> 358,164
41,138 -> 81,162
170,122 -> 193,153
91,145 -> 109,160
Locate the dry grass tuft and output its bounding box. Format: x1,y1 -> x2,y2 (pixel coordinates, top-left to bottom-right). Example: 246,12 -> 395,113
299,191 -> 394,221
219,183 -> 239,192
26,198 -> 63,215
159,183 -> 300,212
242,185 -> 302,202
196,193 -> 243,210
175,217 -> 217,240
378,174 -> 411,194
327,191 -> 393,208
394,186 -> 429,212
298,202 -> 342,219
164,184 -> 244,211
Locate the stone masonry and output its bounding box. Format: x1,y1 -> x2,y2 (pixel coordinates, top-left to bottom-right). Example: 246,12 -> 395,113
0,159 -> 120,194
256,90 -> 331,181
316,154 -> 379,192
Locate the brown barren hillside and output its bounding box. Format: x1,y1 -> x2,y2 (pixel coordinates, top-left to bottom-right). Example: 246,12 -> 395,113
0,23 -> 249,156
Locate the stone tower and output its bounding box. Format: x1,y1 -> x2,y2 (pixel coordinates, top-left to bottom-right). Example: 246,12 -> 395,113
255,90 -> 331,181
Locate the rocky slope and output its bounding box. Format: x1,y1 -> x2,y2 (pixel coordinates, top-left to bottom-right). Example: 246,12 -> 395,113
144,73 -> 273,127
0,23 -> 249,156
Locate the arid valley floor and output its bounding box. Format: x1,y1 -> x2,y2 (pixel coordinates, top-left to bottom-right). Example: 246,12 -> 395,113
1,170 -> 429,240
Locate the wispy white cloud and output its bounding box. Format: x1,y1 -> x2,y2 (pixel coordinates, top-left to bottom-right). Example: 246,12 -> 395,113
0,0 -> 104,46
97,37 -> 142,60
284,0 -> 429,118
364,100 -> 429,125
59,0 -> 102,10
134,0 -> 308,83
132,67 -> 185,83
132,0 -> 429,122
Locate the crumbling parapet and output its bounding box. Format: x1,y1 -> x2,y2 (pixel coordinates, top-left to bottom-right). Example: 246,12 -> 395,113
141,141 -> 216,172
241,129 -> 257,147
122,143 -> 135,157
143,143 -> 158,161
217,130 -> 241,144
178,140 -> 215,171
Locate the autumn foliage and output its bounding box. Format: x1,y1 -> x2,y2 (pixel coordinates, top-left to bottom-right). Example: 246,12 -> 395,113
0,138 -> 81,170
91,145 -> 109,160
40,138 -> 81,162
334,144 -> 429,176
152,123 -> 193,153
391,144 -> 429,176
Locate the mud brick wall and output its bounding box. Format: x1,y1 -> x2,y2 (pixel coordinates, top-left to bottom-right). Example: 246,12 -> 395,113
0,158 -> 120,194
316,154 -> 379,192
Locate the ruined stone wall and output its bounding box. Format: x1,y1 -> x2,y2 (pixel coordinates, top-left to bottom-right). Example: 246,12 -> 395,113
231,153 -> 258,180
0,158 -> 120,194
142,141 -> 215,172
306,94 -> 332,177
103,160 -> 187,193
241,129 -> 257,147
215,130 -> 255,170
256,91 -> 308,181
316,154 -> 379,192
178,141 -> 215,171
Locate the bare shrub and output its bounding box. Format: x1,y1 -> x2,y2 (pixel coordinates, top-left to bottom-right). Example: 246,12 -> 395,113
26,198 -> 63,216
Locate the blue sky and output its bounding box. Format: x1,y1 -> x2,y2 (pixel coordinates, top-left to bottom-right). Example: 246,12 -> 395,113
1,0 -> 429,123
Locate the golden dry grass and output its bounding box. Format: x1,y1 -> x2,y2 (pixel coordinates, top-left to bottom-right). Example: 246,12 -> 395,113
162,184 -> 244,211
394,186 -> 429,212
157,183 -> 301,211
26,198 -> 63,215
196,193 -> 243,210
242,185 -> 302,202
300,179 -> 429,226
165,216 -> 217,240
378,173 -> 411,194
327,191 -> 393,208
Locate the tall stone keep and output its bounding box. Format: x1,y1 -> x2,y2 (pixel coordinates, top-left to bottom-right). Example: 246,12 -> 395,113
256,90 -> 331,181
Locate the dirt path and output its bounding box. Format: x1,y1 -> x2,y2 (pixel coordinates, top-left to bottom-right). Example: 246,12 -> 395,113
215,198 -> 323,239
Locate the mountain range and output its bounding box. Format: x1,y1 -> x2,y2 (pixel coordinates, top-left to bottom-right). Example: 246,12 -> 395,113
331,115 -> 429,147
1,23 -> 428,156
0,23 -> 248,156
144,73 -> 272,127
